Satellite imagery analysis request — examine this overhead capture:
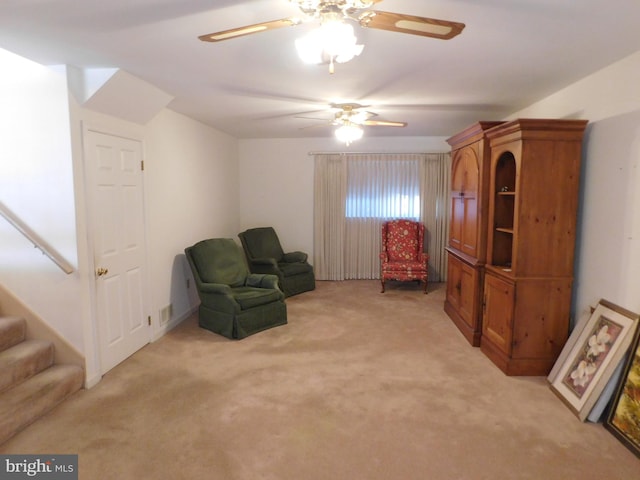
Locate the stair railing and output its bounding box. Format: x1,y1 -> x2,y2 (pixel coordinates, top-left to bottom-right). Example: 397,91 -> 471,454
0,201 -> 74,274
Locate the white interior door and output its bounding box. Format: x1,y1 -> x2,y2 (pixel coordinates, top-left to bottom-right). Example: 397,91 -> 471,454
85,129 -> 150,374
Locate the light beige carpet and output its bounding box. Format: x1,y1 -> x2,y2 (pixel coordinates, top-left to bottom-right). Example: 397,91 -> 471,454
1,281 -> 638,479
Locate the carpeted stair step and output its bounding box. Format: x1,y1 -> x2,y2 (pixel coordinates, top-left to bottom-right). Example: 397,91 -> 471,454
0,316 -> 26,352
0,364 -> 84,445
0,340 -> 55,393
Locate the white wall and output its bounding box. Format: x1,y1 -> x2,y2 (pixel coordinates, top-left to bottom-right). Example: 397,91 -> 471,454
510,50 -> 640,322
0,50 -> 84,350
238,136 -> 449,256
0,52 -> 240,384
145,109 -> 239,336
69,105 -> 240,383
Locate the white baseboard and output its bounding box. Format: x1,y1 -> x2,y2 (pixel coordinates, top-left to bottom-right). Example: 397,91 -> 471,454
84,373 -> 102,389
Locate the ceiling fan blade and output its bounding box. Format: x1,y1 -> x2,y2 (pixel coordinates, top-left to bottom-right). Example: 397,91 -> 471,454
199,18 -> 301,42
299,123 -> 330,130
363,120 -> 407,127
359,10 -> 465,40
295,115 -> 330,121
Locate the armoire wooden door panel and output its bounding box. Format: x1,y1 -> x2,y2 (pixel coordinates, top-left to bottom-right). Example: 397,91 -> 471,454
511,279 -> 573,360
482,273 -> 514,355
445,121 -> 503,347
446,254 -> 462,312
446,253 -> 478,329
458,259 -> 478,330
450,146 -> 480,258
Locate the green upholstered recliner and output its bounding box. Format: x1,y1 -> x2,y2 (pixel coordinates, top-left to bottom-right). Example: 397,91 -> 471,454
238,227 -> 315,297
185,238 -> 287,339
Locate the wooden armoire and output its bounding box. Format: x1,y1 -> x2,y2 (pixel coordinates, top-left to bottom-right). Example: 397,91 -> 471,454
444,121 -> 503,346
445,118 -> 588,376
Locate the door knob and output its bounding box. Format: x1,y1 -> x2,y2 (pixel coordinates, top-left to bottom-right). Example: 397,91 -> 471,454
96,267 -> 109,277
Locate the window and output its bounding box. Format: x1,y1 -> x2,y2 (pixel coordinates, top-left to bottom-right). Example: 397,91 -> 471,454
345,157 -> 421,219
313,152 -> 451,282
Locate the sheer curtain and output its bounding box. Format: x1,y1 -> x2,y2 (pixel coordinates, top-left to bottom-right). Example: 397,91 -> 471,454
420,153 -> 451,282
314,152 -> 451,281
345,154 -> 422,279
313,154 -> 347,280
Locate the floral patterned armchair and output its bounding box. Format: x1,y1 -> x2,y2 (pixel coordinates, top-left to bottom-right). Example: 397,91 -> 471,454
379,219 -> 429,294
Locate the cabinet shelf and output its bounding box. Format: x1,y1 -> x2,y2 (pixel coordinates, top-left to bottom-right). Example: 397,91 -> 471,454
489,151 -> 516,268
485,264 -> 514,279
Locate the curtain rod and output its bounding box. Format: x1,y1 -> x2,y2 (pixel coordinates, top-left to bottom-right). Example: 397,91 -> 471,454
307,151 -> 446,155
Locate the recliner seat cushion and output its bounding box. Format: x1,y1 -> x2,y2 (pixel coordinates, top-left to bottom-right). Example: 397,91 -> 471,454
232,287 -> 283,310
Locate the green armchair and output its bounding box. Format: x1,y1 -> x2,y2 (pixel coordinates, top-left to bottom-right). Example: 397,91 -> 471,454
185,238 -> 287,339
238,227 -> 315,297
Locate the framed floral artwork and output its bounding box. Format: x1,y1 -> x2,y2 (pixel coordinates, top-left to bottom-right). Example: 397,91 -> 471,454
548,299 -> 639,421
604,326 -> 640,458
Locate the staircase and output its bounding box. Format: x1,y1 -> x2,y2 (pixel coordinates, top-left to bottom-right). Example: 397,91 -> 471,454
0,315 -> 84,445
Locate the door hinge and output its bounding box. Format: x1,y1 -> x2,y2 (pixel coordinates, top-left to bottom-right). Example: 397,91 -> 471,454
148,316 -> 151,326
141,160 -> 145,171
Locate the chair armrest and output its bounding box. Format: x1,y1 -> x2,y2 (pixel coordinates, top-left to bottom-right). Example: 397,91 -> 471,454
283,251 -> 308,263
197,282 -> 240,313
246,273 -> 281,290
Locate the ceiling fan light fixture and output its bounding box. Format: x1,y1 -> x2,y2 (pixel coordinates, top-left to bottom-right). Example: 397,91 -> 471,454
335,122 -> 364,146
292,1 -> 375,16
295,20 -> 363,71
320,20 -> 355,56
348,109 -> 370,123
295,32 -> 323,64
335,42 -> 364,64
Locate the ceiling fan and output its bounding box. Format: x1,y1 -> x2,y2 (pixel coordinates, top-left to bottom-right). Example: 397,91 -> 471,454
199,1 -> 465,72
330,102 -> 406,127
299,103 -> 407,144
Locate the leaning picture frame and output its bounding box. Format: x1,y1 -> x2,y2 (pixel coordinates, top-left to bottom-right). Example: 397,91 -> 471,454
548,299 -> 639,421
604,326 -> 640,458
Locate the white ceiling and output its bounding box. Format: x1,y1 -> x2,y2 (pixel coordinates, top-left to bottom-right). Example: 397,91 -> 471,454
1,1 -> 639,139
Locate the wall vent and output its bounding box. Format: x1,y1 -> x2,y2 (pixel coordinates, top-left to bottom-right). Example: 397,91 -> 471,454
160,304 -> 172,325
